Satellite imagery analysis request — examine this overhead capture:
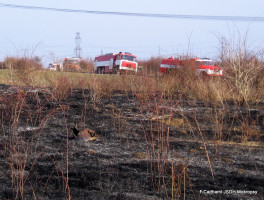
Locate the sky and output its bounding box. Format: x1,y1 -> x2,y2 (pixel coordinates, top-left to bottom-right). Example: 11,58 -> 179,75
0,0 -> 264,66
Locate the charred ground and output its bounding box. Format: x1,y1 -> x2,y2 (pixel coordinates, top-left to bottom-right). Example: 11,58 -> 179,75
0,84 -> 263,200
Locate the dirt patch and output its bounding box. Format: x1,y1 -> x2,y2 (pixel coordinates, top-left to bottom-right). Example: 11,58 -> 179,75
0,84 -> 263,199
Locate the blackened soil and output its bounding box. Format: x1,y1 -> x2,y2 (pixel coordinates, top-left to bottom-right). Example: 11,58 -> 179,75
0,84 -> 263,200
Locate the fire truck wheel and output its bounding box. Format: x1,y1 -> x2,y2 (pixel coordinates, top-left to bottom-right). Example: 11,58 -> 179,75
102,67 -> 106,74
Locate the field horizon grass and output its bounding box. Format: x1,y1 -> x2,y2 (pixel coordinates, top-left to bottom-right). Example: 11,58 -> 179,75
1,65 -> 264,104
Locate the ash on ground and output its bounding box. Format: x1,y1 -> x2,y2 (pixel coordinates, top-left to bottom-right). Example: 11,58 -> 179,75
0,84 -> 263,200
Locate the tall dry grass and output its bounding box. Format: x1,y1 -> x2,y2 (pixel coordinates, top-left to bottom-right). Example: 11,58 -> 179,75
129,76 -> 192,199
0,84 -> 73,199
4,56 -> 43,86
138,56 -> 163,76
1,34 -> 264,199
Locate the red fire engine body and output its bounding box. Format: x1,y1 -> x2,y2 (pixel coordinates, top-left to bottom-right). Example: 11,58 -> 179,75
63,57 -> 80,71
94,52 -> 138,74
160,57 -> 223,77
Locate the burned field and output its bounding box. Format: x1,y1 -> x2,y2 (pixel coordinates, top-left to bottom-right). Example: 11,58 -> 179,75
0,83 -> 263,200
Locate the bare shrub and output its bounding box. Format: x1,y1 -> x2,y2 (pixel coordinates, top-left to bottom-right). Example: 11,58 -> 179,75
138,56 -> 163,76
4,56 -> 43,86
79,58 -> 94,73
218,33 -> 264,105
165,58 -> 197,94
0,60 -> 7,69
51,75 -> 73,100
85,74 -> 129,100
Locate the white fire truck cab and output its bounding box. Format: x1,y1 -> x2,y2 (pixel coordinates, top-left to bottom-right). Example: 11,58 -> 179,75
48,63 -> 62,71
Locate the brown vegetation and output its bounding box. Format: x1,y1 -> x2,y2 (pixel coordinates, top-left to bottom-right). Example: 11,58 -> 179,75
3,56 -> 43,86
138,56 -> 162,76
0,36 -> 263,199
79,58 -> 94,73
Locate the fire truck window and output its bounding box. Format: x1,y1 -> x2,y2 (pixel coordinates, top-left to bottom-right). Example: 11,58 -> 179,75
122,55 -> 136,61
203,61 -> 211,66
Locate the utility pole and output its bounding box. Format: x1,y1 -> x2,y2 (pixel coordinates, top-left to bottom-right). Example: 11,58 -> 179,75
74,32 -> 82,58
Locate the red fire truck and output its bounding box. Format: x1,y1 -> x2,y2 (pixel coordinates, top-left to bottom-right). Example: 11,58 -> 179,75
63,57 -> 80,71
160,57 -> 223,77
94,52 -> 138,74
48,63 -> 62,71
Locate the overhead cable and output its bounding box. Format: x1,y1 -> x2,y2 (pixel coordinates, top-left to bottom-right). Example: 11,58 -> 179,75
0,3 -> 262,22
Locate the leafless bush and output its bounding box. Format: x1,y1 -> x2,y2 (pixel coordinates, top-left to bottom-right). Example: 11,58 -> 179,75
138,56 -> 163,76
79,58 -> 94,73
0,61 -> 7,69
4,57 -> 42,71
4,56 -> 43,86
87,74 -> 122,100
218,33 -> 264,105
51,75 -> 73,100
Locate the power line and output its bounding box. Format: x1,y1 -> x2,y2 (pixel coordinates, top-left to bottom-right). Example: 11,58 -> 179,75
0,3 -> 263,22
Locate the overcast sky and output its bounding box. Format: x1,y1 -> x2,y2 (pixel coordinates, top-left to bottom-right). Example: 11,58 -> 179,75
0,0 -> 264,66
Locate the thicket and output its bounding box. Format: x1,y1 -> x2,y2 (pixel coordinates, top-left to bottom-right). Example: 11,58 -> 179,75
3,56 -> 43,70
138,56 -> 162,76
2,56 -> 43,86
79,58 -> 94,73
